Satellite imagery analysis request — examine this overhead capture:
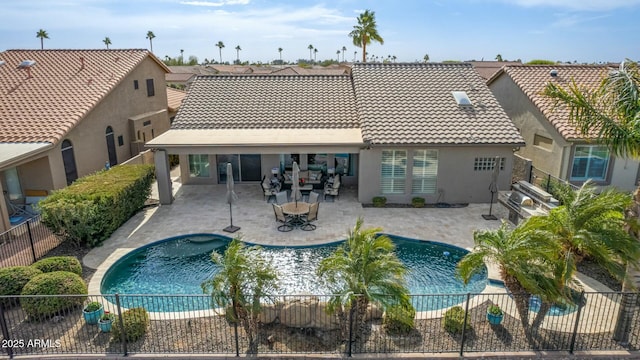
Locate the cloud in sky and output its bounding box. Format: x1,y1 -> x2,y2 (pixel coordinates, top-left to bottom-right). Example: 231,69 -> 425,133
502,0 -> 640,11
180,0 -> 250,7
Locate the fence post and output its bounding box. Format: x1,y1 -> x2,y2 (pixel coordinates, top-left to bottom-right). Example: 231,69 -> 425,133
233,305 -> 239,357
459,293 -> 471,356
26,220 -> 36,263
0,302 -> 13,359
347,301 -> 354,357
115,294 -> 128,356
569,291 -> 585,353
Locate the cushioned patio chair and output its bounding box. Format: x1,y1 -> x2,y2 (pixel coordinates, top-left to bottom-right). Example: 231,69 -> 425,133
273,204 -> 293,232
261,177 -> 277,201
308,191 -> 320,204
323,176 -> 340,200
301,202 -> 319,231
275,191 -> 289,205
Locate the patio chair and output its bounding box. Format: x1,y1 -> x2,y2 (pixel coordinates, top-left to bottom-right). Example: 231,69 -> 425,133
301,202 -> 319,231
323,176 -> 340,200
275,191 -> 289,205
273,204 -> 293,232
308,191 -> 320,204
261,177 -> 276,201
3,191 -> 36,225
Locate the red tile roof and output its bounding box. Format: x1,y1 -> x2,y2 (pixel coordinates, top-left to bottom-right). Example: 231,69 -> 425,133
352,63 -> 524,145
491,64 -> 614,140
166,87 -> 186,112
0,49 -> 168,144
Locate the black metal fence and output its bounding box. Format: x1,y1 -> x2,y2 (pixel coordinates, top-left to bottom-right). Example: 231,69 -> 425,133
0,216 -> 62,268
0,292 -> 638,358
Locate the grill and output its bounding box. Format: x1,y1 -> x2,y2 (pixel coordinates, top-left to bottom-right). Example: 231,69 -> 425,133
507,191 -> 534,209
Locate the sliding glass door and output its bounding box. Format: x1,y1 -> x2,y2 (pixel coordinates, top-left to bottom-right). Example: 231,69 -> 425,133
216,154 -> 261,183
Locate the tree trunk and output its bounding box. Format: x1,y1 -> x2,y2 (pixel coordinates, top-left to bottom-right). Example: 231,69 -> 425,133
355,296 -> 369,340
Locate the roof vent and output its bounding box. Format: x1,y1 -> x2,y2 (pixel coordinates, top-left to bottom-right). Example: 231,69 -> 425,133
17,60 -> 36,69
550,69 -> 558,77
0,60 -> 5,67
452,91 -> 473,107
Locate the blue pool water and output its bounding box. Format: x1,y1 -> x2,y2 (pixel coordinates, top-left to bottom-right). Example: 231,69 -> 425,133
101,234 -> 487,312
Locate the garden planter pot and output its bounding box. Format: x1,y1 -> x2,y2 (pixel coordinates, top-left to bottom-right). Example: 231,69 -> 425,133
487,312 -> 504,325
98,319 -> 113,332
83,307 -> 104,325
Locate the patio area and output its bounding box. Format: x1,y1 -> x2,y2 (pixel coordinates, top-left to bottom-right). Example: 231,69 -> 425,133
83,171 -> 510,271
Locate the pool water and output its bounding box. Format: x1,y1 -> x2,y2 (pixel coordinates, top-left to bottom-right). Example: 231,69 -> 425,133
101,234 -> 487,312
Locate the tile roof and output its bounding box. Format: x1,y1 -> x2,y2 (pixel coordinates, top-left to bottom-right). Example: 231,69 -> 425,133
166,87 -> 186,113
172,75 -> 359,129
492,64 -> 614,140
467,61 -> 522,80
351,63 -> 524,145
0,49 -> 168,144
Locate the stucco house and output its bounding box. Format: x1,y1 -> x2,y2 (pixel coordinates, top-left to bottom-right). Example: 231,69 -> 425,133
148,63 -> 524,206
0,49 -> 171,232
487,64 -> 640,191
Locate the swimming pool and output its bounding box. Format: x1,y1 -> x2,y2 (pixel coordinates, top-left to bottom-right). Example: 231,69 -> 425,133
101,234 -> 487,312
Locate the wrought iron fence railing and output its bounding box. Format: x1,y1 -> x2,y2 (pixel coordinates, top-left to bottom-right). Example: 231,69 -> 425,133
0,216 -> 62,268
0,292 -> 637,358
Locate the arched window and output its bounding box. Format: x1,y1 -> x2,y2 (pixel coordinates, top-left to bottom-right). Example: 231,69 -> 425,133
61,140 -> 78,185
105,126 -> 117,166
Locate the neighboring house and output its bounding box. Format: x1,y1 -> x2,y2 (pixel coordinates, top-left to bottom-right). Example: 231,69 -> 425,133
166,72 -> 195,90
0,49 -> 171,232
487,64 -> 639,191
166,87 -> 187,123
147,63 -> 524,206
467,61 -> 522,80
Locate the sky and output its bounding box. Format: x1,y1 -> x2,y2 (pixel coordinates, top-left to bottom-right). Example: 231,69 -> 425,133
1,0 -> 639,64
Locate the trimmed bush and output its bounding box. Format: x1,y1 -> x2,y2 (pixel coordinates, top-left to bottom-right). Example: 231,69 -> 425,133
32,256 -> 82,276
383,304 -> 416,335
411,197 -> 425,208
113,307 -> 150,342
0,266 -> 43,306
39,164 -> 155,247
20,271 -> 87,320
372,196 -> 387,208
442,306 -> 470,334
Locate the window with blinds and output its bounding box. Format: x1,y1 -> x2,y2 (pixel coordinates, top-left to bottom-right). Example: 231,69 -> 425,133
381,150 -> 407,194
412,149 -> 438,194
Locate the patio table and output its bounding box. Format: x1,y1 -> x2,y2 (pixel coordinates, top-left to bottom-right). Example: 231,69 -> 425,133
282,202 -> 310,228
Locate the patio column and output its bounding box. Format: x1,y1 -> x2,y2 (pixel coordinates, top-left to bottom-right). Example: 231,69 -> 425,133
154,149 -> 173,205
0,180 -> 10,232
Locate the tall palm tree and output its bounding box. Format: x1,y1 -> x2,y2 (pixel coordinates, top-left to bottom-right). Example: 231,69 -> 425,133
458,220 -> 565,338
278,47 -> 283,63
336,50 -> 341,62
180,49 -> 184,65
235,45 -> 241,64
314,48 -> 318,63
341,46 -> 347,62
146,31 -> 155,53
215,41 -> 225,64
36,29 -> 49,50
317,218 -> 412,339
349,9 -> 384,63
392,55 -> 397,63
308,44 -> 314,62
201,238 -> 279,355
103,37 -> 111,49
353,51 -> 357,62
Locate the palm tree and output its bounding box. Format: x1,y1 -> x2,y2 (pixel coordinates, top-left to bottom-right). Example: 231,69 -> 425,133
495,54 -> 503,62
201,238 -> 279,355
353,51 -> 357,62
36,29 -> 49,50
349,9 -> 384,63
278,47 -> 283,63
544,58 -> 640,342
180,49 -> 184,65
336,50 -> 341,62
317,218 -> 412,340
308,44 -> 314,62
423,54 -> 429,63
102,37 -> 111,49
392,55 -> 397,63
341,46 -> 347,62
458,220 -> 565,339
235,45 -> 241,64
215,41 -> 225,64
146,31 -> 155,53
314,48 -> 318,63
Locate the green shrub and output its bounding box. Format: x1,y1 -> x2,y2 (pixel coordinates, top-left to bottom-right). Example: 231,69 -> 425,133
32,256 -> 82,276
442,306 -> 470,334
112,307 -> 150,342
84,301 -> 102,312
39,164 -> 155,247
20,271 -> 87,320
372,196 -> 387,208
0,266 -> 43,306
383,304 -> 416,335
411,197 -> 425,208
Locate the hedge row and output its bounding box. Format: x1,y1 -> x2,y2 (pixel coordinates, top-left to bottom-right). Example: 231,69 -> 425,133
39,164 -> 155,247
